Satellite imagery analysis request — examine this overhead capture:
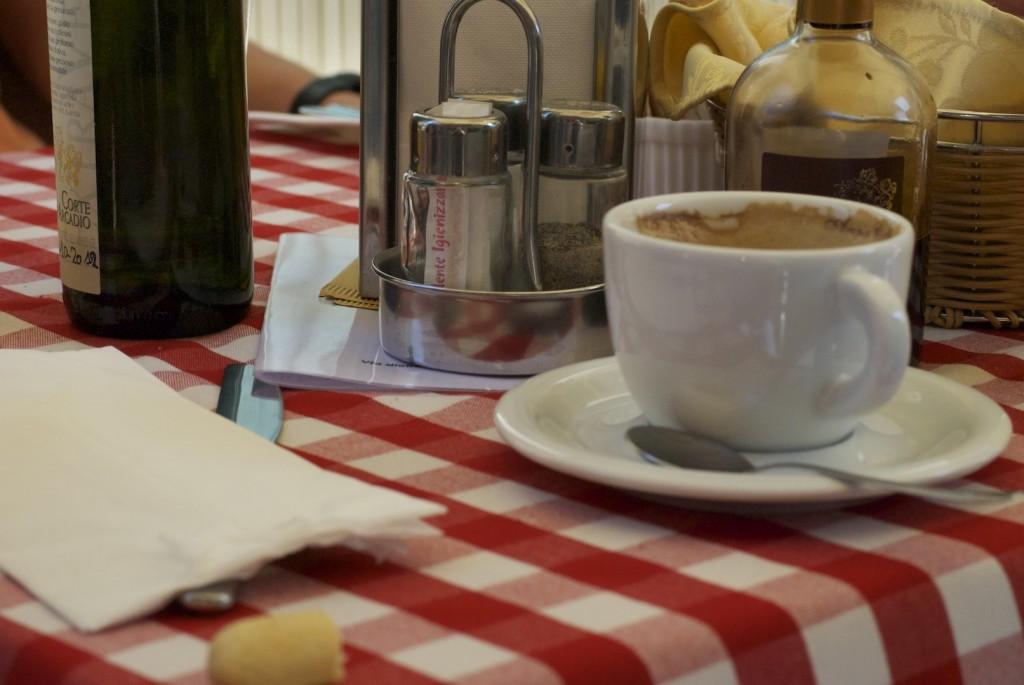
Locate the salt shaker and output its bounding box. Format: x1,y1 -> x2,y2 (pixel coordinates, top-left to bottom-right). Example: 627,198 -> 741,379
401,99 -> 513,291
457,91 -> 527,240
538,100 -> 627,289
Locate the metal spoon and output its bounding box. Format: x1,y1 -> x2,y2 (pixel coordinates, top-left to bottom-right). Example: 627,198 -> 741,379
627,425 -> 1018,505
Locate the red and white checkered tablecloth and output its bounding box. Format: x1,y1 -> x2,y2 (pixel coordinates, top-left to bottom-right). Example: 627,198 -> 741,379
1,130 -> 1023,685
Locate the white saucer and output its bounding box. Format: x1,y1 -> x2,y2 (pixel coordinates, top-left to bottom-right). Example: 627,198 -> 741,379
494,357 -> 1012,512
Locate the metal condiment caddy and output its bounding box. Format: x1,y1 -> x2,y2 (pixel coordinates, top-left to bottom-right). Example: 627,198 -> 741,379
372,0 -> 615,375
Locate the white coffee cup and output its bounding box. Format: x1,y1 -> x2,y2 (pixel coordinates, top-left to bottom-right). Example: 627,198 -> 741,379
603,191 -> 914,452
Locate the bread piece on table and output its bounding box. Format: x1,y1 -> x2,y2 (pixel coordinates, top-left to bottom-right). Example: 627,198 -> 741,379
208,610 -> 345,685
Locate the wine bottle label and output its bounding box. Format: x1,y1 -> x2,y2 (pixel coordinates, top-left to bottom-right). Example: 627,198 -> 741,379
761,153 -> 905,214
46,0 -> 101,295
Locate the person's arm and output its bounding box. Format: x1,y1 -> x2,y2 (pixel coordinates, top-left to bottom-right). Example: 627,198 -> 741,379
0,105 -> 41,151
0,0 -> 357,114
246,43 -> 359,112
0,0 -> 51,101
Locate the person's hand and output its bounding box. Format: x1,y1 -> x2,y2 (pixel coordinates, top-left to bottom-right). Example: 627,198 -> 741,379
247,44 -> 360,114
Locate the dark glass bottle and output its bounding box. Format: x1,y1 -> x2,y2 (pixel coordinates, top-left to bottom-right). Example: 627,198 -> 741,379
46,0 -> 254,338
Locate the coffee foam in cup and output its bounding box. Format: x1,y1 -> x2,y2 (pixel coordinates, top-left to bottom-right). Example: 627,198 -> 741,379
636,202 -> 897,250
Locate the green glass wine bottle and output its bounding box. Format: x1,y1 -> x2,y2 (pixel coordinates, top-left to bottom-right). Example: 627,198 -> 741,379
46,0 -> 254,338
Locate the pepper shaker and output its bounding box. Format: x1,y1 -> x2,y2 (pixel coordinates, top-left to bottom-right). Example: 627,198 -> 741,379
401,99 -> 513,291
538,100 -> 627,289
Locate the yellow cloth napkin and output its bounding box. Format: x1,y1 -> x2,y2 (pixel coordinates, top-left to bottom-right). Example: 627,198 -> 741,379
650,0 -> 1024,124
649,0 -> 791,117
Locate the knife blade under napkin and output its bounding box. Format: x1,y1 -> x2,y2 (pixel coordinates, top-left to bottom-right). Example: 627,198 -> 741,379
177,363 -> 284,613
216,363 -> 284,443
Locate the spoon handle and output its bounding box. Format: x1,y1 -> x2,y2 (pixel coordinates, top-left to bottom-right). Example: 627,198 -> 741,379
766,462 -> 1018,505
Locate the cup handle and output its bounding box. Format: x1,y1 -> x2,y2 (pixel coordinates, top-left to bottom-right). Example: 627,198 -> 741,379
818,266 -> 911,418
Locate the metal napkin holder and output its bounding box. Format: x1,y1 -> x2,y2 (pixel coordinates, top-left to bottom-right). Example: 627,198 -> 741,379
369,0 -> 622,375
360,0 -> 636,297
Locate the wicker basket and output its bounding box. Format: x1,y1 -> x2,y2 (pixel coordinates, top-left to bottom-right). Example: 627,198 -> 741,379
926,110 -> 1024,328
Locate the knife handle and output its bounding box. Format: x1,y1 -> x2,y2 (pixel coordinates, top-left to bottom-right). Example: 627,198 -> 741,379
178,580 -> 241,613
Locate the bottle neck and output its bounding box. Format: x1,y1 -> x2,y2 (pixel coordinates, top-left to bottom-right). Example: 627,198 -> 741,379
801,0 -> 873,30
794,19 -> 874,42
805,18 -> 873,31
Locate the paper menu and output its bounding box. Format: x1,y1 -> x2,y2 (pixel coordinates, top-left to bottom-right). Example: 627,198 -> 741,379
256,232 -> 519,392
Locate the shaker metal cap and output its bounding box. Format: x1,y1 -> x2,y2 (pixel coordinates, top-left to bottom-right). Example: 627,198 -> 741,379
456,90 -> 528,157
410,100 -> 508,178
541,100 -> 625,171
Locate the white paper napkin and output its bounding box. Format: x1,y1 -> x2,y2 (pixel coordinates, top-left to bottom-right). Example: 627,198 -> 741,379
0,347 -> 446,632
255,232 -> 518,392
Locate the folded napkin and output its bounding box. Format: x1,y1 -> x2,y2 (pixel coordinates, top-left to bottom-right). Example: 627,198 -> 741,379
650,0 -> 1024,129
0,347 -> 445,632
649,0 -> 791,117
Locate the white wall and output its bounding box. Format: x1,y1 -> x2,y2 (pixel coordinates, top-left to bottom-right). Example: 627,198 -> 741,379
247,1 -> 715,76
249,0 -> 362,75
249,1 -> 677,76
